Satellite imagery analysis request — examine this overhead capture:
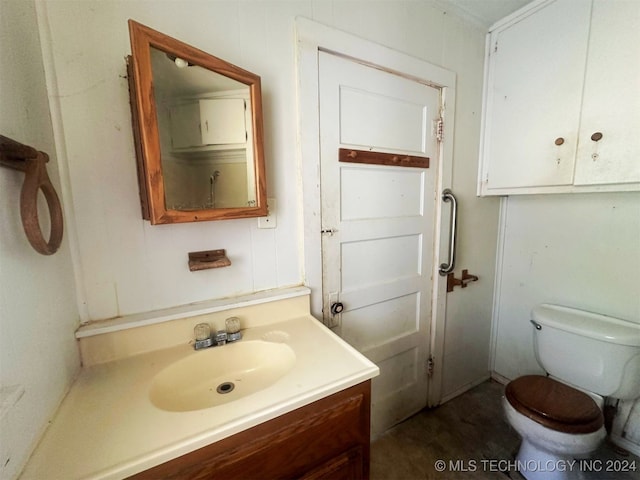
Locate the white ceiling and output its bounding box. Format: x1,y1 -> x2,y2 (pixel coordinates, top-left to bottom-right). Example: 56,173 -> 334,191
436,0 -> 534,27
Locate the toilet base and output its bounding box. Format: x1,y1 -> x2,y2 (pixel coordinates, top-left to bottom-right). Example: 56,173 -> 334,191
503,397 -> 605,480
516,439 -> 586,480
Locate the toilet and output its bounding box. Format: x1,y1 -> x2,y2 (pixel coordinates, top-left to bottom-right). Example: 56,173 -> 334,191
503,304 -> 640,480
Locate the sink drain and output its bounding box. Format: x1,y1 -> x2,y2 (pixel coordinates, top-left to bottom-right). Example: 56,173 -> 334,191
216,382 -> 235,394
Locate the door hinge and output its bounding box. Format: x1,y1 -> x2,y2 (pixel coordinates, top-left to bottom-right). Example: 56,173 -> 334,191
427,355 -> 434,377
436,118 -> 444,143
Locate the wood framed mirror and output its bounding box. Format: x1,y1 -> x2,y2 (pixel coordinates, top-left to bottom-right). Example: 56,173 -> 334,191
127,20 -> 267,224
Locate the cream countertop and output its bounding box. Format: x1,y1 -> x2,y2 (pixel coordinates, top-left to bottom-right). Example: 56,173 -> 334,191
20,315 -> 379,479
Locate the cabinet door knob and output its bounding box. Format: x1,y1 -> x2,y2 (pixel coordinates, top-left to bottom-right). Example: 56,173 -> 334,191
554,137 -> 564,146
591,132 -> 603,142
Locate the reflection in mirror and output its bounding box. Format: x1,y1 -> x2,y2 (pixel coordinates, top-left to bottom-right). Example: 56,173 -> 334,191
127,20 -> 267,224
151,48 -> 254,210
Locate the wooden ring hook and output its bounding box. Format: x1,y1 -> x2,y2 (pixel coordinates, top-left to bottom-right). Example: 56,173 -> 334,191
19,153 -> 64,255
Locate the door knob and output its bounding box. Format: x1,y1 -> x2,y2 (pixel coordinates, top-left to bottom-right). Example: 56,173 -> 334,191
330,302 -> 344,315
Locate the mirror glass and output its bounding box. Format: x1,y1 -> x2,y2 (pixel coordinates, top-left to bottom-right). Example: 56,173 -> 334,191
128,21 -> 267,224
151,48 -> 254,210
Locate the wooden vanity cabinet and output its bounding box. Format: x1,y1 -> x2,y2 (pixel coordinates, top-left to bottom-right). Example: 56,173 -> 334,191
128,381 -> 371,480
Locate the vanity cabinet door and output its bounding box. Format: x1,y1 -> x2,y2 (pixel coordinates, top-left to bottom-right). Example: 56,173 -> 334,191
300,447 -> 363,480
480,0 -> 591,193
574,0 -> 640,186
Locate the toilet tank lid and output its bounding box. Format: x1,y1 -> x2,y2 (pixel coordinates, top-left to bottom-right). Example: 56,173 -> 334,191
532,304 -> 640,347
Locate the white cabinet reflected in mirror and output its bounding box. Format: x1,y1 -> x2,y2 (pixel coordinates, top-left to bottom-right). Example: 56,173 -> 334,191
151,49 -> 256,210
127,21 -> 267,224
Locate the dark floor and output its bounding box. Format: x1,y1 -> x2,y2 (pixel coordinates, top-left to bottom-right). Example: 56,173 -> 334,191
371,381 -> 640,480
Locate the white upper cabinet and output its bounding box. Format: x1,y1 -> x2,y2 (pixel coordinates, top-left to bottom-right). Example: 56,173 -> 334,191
169,98 -> 247,150
478,0 -> 640,196
169,102 -> 201,149
574,1 -> 640,186
481,0 -> 590,191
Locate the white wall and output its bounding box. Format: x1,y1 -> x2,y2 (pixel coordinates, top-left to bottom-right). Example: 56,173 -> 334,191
38,0 -> 498,399
0,1 -> 81,478
437,17 -> 500,400
492,192 -> 640,447
39,0 -> 304,321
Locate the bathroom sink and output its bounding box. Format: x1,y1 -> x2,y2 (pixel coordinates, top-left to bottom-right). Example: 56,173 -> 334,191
149,340 -> 296,411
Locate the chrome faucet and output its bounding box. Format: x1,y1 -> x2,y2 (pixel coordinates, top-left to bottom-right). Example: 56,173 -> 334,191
193,317 -> 242,350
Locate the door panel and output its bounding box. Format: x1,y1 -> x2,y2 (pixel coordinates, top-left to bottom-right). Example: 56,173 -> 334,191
319,51 -> 441,435
371,349 -> 424,430
339,87 -> 428,153
340,167 -> 424,219
340,293 -> 419,350
341,235 -> 421,289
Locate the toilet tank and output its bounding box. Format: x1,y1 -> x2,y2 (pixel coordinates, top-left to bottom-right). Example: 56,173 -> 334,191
532,304 -> 640,400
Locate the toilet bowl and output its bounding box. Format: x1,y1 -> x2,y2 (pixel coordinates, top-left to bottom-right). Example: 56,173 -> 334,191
504,376 -> 606,480
503,304 -> 640,480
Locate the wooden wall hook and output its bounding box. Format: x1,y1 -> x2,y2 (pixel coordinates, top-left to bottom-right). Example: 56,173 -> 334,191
1,135 -> 64,255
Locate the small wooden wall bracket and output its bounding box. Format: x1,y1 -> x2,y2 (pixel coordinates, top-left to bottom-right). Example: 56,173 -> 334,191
188,249 -> 231,271
446,269 -> 479,293
0,135 -> 64,255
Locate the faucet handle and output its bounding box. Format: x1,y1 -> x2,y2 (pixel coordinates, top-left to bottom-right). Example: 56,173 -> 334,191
194,323 -> 213,350
225,316 -> 241,333
194,322 -> 211,340
225,317 -> 242,342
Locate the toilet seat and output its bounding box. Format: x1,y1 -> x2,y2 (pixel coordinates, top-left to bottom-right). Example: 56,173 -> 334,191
505,375 -> 604,434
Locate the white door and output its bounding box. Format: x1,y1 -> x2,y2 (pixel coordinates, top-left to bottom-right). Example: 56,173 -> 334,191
319,51 -> 442,436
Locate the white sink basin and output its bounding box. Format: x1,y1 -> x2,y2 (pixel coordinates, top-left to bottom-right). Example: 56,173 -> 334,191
149,340 -> 296,411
